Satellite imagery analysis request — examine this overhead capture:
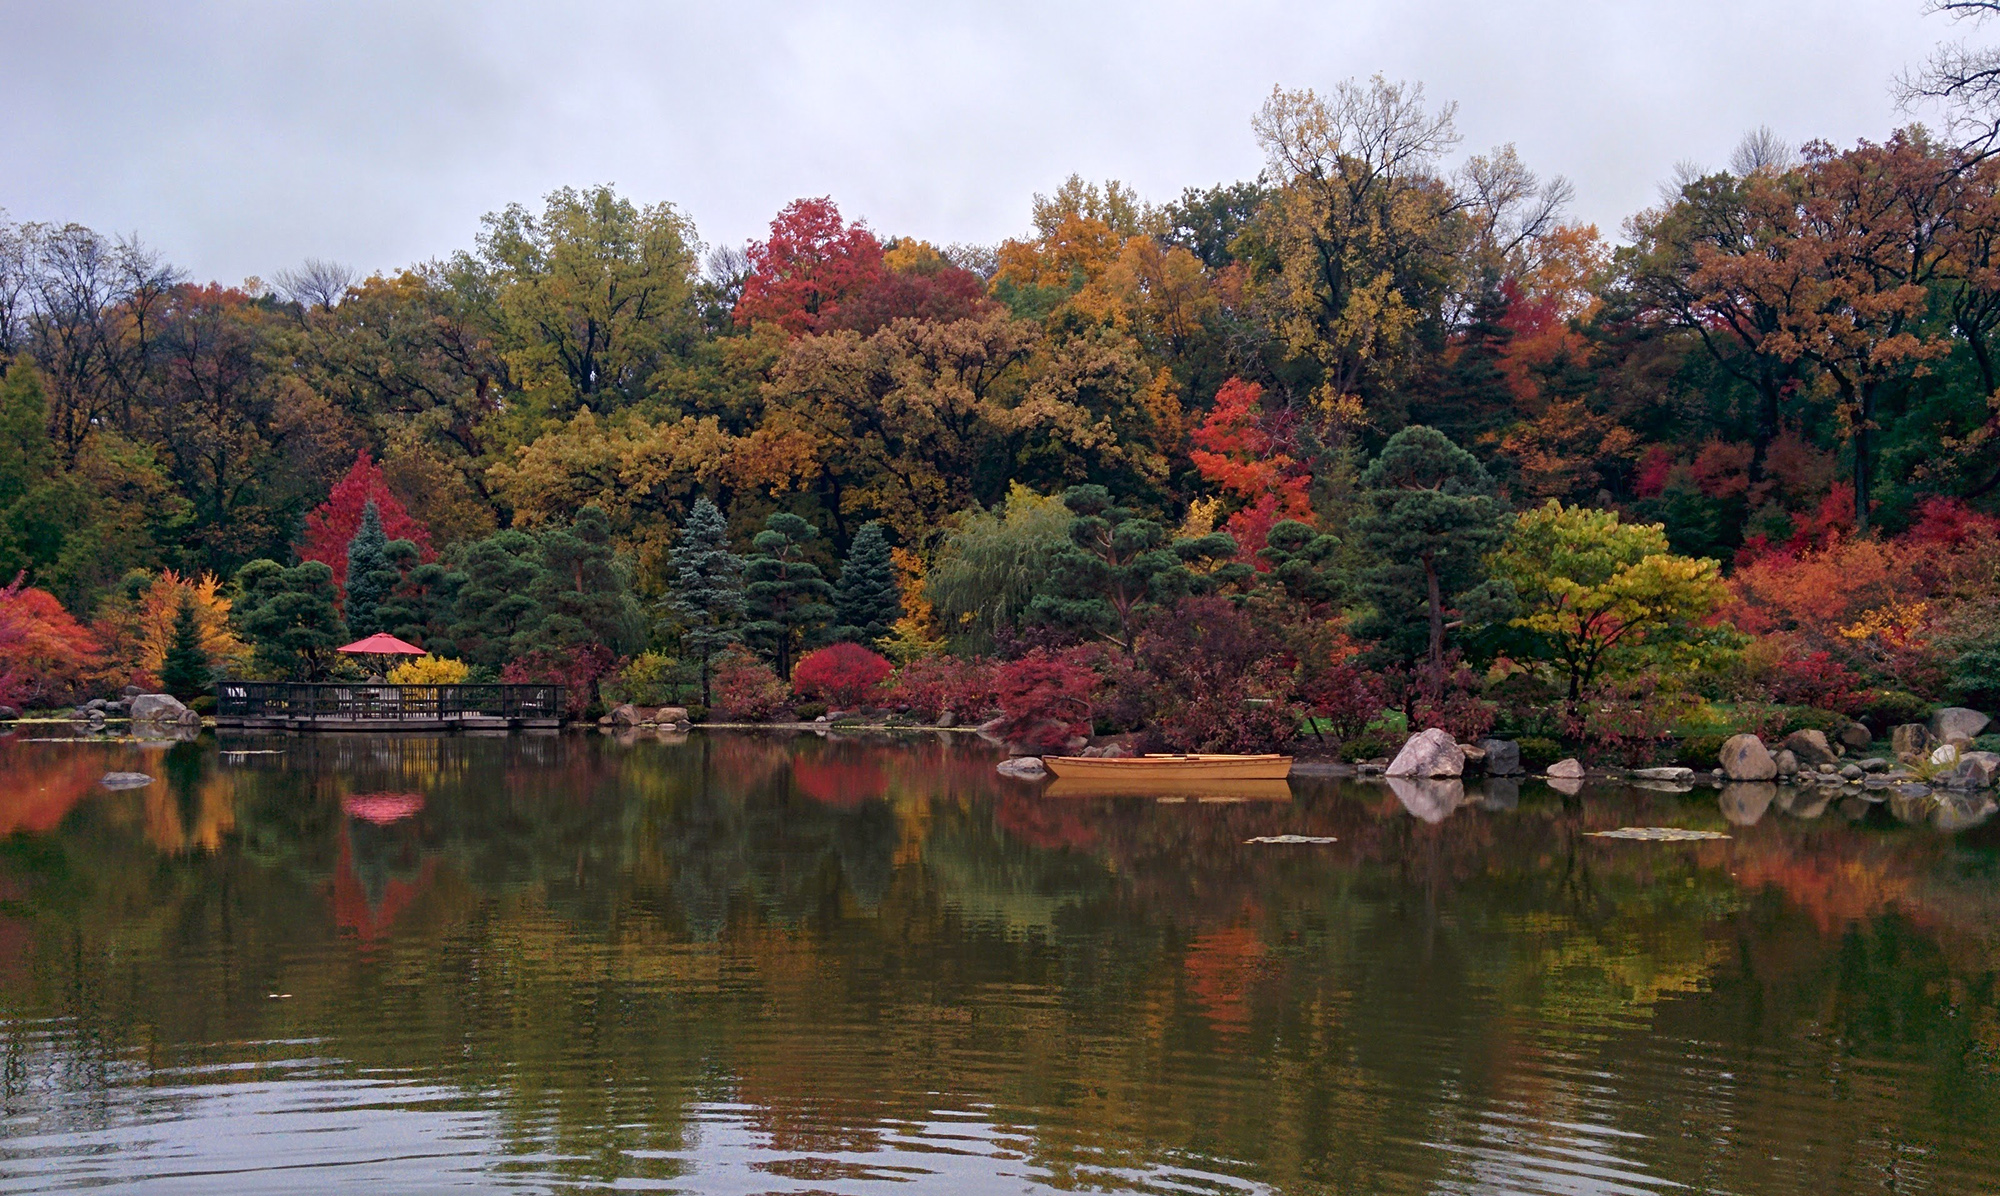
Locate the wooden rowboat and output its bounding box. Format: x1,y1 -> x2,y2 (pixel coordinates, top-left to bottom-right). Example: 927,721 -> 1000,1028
1041,753 -> 1294,781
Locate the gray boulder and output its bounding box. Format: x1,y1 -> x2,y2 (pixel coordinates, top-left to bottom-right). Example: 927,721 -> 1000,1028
1892,723 -> 1935,760
1720,734 -> 1778,781
1385,728 -> 1465,778
1838,722 -> 1874,750
1931,707 -> 1991,742
0,705 -> 16,721
1781,729 -> 1839,767
1773,749 -> 1799,776
1478,738 -> 1524,776
1457,742 -> 1488,770
995,756 -> 1048,780
610,703 -> 643,727
1719,782 -> 1777,826
129,693 -> 191,722
1631,766 -> 1695,782
1858,757 -> 1890,773
1546,757 -> 1586,779
1950,750 -> 2000,788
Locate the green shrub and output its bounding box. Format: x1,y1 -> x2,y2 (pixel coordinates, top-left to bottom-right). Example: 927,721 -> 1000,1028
685,704 -> 709,724
1517,737 -> 1564,771
189,694 -> 217,715
793,701 -> 828,720
1854,688 -> 1931,729
1676,733 -> 1727,768
1779,706 -> 1852,735
1339,728 -> 1403,762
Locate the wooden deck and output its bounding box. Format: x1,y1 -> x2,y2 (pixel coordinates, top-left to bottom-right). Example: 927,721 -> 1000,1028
215,682 -> 565,732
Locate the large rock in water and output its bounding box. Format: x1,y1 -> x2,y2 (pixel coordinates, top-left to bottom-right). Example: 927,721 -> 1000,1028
995,756 -> 1048,780
1546,758 -> 1586,779
1892,723 -> 1934,760
1385,728 -> 1465,778
1950,750 -> 2000,788
610,703 -> 643,727
99,772 -> 154,789
1780,729 -> 1838,767
1930,707 -> 1991,743
1720,734 -> 1777,781
129,693 -> 196,724
1479,738 -> 1524,776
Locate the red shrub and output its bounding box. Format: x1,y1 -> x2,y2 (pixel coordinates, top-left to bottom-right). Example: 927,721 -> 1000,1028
0,575 -> 105,709
1136,596 -> 1302,753
994,649 -> 1099,749
500,644 -> 616,717
1768,650 -> 1865,715
792,643 -> 894,708
888,655 -> 998,722
711,649 -> 791,721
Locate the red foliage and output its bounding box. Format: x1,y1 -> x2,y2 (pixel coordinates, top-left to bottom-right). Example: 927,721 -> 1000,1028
1633,445 -> 1675,499
792,642 -> 894,708
0,574 -> 104,709
1904,496 -> 2000,548
1769,650 -> 1865,714
1189,377 -> 1314,557
501,644 -> 616,717
1299,655 -> 1386,740
733,197 -> 887,336
888,655 -> 998,722
299,452 -> 434,594
829,266 -> 994,335
711,648 -> 792,721
994,649 -> 1099,749
1136,596 -> 1301,753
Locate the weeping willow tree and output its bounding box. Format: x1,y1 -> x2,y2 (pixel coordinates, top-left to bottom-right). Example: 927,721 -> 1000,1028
922,484 -> 1073,653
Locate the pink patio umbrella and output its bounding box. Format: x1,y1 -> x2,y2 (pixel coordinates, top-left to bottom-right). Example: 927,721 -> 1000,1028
337,632 -> 426,678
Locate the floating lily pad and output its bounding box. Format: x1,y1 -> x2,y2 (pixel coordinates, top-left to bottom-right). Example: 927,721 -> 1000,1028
1587,827 -> 1730,841
1244,834 -> 1339,845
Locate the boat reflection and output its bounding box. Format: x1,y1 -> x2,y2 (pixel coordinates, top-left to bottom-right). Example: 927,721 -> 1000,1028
1042,777 -> 1295,802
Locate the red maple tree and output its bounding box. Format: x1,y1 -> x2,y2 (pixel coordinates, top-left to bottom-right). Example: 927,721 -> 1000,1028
298,452 -> 434,593
733,197 -> 887,335
0,574 -> 104,708
1189,377 -> 1314,556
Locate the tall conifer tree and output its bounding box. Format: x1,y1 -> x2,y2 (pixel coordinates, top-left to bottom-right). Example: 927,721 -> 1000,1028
343,501 -> 393,638
663,497 -> 746,706
831,521 -> 900,645
743,512 -> 834,680
159,593 -> 212,699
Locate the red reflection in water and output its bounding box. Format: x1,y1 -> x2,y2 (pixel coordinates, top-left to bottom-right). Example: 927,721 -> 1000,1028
341,791 -> 424,825
792,759 -> 888,808
327,821 -> 435,944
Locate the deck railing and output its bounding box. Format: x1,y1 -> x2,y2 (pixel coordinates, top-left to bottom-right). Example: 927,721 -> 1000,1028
216,682 -> 565,722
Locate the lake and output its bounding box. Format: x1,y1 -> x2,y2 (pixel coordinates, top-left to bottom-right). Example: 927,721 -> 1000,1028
0,729 -> 1997,1194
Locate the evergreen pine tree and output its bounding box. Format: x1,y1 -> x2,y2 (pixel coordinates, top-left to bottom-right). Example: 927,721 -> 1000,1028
743,512 -> 834,680
663,497 -> 746,707
234,559 -> 348,680
831,521 -> 901,645
159,593 -> 212,700
343,500 -> 395,638
1352,426 -> 1505,677
534,505 -> 647,709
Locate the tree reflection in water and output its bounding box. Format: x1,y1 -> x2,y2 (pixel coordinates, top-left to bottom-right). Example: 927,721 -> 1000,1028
0,728 -> 1995,1193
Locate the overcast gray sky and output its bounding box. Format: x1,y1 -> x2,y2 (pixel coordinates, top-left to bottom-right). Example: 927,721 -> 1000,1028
0,0 -> 1959,285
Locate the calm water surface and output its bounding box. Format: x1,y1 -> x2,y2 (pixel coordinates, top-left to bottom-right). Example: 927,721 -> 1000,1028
0,729 -> 1997,1194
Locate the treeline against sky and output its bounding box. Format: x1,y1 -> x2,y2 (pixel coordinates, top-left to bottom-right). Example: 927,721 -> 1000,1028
4,77 -> 2000,746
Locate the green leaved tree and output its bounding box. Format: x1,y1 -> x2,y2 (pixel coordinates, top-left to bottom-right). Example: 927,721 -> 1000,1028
832,521 -> 901,645
743,512 -> 835,680
1487,500 -> 1728,704
663,496 -> 746,707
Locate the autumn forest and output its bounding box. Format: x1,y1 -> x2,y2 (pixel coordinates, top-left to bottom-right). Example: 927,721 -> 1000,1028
4,77 -> 2000,759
